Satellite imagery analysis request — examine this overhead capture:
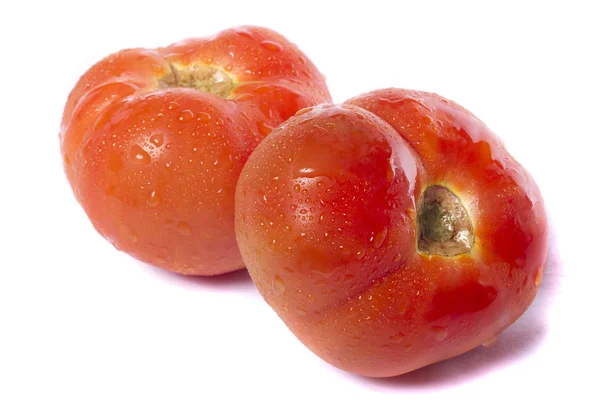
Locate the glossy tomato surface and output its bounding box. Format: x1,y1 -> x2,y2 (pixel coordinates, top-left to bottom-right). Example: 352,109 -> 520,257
61,26 -> 331,275
235,89 -> 548,377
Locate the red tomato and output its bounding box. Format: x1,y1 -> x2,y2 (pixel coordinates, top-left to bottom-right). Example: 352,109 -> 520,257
235,89 -> 548,377
60,26 -> 331,275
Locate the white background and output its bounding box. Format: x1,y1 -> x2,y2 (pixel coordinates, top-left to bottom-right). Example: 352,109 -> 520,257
1,1 -> 598,398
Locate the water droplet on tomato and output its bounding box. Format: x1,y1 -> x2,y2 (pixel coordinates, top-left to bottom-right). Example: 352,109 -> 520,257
178,109 -> 194,122
217,152 -> 234,170
373,227 -> 388,248
390,332 -> 405,343
256,120 -> 273,136
386,158 -> 396,183
295,107 -> 313,116
296,307 -> 307,316
393,254 -> 402,262
397,302 -> 408,315
236,28 -> 253,38
177,221 -> 192,236
272,275 -> 286,295
197,112 -> 211,122
130,145 -> 151,165
128,233 -> 138,243
260,40 -> 283,52
236,93 -> 254,102
147,190 -> 160,207
150,133 -> 164,147
534,266 -> 543,287
482,336 -> 498,348
318,213 -> 327,224
431,326 -> 448,341
168,102 -> 179,110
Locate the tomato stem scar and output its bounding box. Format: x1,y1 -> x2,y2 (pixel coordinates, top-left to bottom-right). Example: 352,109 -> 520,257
160,64 -> 235,98
417,185 -> 474,256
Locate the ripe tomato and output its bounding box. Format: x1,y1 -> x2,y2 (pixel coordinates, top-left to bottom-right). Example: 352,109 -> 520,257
61,26 -> 331,275
235,89 -> 548,377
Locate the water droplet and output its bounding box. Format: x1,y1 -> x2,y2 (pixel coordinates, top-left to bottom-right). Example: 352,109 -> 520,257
236,93 -> 254,102
128,233 -> 138,243
168,102 -> 179,110
318,213 -> 327,224
373,227 -> 388,248
386,158 -> 396,183
236,28 -> 253,38
272,275 -> 286,295
397,302 -> 407,315
431,326 -> 448,341
150,133 -> 164,147
295,107 -> 313,116
256,120 -> 273,136
284,224 -> 292,232
130,144 -> 151,165
356,248 -> 366,259
260,40 -> 283,52
390,332 -> 405,343
393,254 -> 402,262
534,266 -> 543,287
296,307 -> 307,316
197,112 -> 211,122
178,109 -> 194,122
268,238 -> 277,251
293,184 -> 301,193
482,336 -> 498,348
147,190 -> 160,207
177,221 -> 192,236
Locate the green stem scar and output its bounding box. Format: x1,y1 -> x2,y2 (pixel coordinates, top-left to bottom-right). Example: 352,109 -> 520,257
417,185 -> 474,256
160,64 -> 235,98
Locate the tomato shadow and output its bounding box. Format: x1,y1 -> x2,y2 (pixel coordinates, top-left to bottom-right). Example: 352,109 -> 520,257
359,220 -> 562,390
135,259 -> 258,294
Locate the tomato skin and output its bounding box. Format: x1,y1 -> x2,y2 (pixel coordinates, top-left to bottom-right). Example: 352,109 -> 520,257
61,26 -> 331,275
235,90 -> 548,377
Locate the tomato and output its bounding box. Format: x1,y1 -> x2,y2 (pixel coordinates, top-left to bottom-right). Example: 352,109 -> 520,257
235,89 -> 548,377
60,26 -> 331,275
